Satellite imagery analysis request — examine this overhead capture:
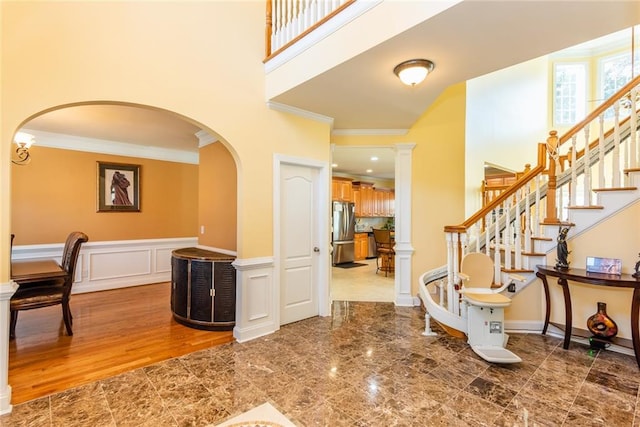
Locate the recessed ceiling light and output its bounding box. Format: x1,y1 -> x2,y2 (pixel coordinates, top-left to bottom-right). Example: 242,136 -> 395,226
366,169 -> 373,173
331,163 -> 338,168
370,156 -> 378,161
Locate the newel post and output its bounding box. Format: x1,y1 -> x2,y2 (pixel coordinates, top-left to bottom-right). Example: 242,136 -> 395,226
544,131 -> 560,224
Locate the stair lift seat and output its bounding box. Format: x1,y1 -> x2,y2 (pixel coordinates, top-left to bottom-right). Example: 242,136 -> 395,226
459,252 -> 522,364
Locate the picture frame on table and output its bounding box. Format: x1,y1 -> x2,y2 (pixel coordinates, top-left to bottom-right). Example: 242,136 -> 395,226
586,256 -> 622,275
97,161 -> 140,212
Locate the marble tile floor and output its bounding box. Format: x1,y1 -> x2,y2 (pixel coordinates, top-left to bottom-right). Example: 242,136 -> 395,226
331,258 -> 394,303
3,301 -> 640,426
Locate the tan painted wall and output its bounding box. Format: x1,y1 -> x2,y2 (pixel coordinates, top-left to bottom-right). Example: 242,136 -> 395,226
11,146 -> 198,245
407,83 -> 467,295
1,1 -> 330,263
198,142 -> 237,251
545,202 -> 640,339
332,83 -> 467,295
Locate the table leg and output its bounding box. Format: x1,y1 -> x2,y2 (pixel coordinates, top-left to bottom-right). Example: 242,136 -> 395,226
631,289 -> 640,369
559,278 -> 572,349
536,272 -> 551,335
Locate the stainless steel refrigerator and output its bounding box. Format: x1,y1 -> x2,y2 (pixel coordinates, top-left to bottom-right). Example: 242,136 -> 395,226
332,200 -> 356,265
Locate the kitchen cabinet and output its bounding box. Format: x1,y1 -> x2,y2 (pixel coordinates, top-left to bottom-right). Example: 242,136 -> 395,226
372,188 -> 394,217
352,186 -> 361,216
352,181 -> 374,217
354,233 -> 369,261
332,177 -> 353,202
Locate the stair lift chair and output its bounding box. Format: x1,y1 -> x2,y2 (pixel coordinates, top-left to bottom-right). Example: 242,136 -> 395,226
458,252 -> 523,364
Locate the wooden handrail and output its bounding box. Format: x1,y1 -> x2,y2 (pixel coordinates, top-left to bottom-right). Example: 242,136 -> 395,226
445,74 -> 640,235
444,143 -> 547,234
559,75 -> 640,147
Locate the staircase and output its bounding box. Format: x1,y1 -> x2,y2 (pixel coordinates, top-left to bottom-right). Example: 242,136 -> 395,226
419,75 -> 640,337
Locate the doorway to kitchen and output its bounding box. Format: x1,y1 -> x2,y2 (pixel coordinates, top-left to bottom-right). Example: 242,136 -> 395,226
330,144 -> 395,302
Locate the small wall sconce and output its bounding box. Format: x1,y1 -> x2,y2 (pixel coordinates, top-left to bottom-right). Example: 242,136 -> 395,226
393,59 -> 435,86
12,132 -> 35,165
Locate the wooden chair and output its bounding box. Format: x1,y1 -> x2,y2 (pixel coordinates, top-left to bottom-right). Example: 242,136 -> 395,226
10,231 -> 89,338
372,229 -> 394,276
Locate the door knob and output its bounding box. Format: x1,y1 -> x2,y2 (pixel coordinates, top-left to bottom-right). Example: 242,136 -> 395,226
313,247 -> 320,252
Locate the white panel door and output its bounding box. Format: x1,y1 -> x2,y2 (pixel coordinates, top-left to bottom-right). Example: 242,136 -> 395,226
280,163 -> 319,325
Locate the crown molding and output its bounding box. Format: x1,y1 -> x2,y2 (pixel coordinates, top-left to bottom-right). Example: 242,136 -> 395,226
266,101 -> 334,126
196,130 -> 218,148
331,129 -> 409,136
23,129 -> 199,164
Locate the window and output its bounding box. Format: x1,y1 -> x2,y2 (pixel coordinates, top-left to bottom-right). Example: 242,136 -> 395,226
600,52 -> 637,100
553,63 -> 586,126
599,52 -> 639,118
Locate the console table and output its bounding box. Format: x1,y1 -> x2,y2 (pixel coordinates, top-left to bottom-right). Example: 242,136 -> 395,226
536,265 -> 640,368
171,247 -> 236,331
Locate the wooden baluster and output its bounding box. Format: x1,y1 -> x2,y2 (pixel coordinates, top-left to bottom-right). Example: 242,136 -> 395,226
583,126 -> 592,205
570,135 -> 577,207
545,131 -> 560,223
534,175 -> 541,237
598,113 -> 606,188
515,188 -> 523,270
485,212 -> 491,256
613,101 -> 621,188
504,198 -> 512,270
630,88 -> 638,169
494,205 -> 501,282
524,184 -> 532,254
445,232 -> 456,313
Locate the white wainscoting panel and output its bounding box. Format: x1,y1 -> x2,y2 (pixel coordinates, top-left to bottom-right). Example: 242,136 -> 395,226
89,250 -> 152,280
233,257 -> 276,343
11,237 -> 197,294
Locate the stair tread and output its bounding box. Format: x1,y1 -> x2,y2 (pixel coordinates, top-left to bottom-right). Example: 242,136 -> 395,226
567,205 -> 604,210
501,268 -> 534,273
592,186 -> 637,192
531,236 -> 552,241
522,252 -> 545,256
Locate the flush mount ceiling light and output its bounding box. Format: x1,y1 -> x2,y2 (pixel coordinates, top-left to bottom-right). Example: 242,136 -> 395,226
393,59 -> 435,86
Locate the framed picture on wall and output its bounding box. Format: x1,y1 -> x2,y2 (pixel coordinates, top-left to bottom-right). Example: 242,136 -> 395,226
97,162 -> 140,212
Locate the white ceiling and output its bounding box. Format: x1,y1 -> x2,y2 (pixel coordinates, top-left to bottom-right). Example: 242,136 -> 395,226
19,1 -> 639,180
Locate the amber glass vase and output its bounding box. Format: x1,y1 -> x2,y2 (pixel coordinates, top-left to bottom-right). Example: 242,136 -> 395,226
587,302 -> 618,339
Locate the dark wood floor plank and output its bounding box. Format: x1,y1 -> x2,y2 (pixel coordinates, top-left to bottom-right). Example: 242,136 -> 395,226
8,282 -> 234,404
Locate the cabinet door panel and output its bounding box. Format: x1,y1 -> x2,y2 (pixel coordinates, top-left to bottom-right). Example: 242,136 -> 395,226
190,260 -> 213,322
172,257 -> 189,318
213,262 -> 236,322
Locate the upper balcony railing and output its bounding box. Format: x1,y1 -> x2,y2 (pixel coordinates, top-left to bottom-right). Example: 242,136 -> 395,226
265,0 -> 355,60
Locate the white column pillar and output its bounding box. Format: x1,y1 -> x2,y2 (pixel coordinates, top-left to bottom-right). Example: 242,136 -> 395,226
0,281 -> 17,414
393,143 -> 415,306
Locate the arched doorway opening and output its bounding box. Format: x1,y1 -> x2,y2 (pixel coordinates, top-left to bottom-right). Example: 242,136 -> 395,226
8,101 -> 240,404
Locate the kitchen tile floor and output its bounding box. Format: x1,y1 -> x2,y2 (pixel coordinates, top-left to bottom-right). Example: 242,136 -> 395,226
331,258 -> 394,302
4,300 -> 640,426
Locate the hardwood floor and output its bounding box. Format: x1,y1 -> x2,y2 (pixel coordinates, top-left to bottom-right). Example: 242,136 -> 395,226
8,282 -> 234,405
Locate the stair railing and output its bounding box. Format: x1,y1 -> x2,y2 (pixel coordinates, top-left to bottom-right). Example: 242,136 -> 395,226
440,75 -> 640,317
265,0 -> 354,59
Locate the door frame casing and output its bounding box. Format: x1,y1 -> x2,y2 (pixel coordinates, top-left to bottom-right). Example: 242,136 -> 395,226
274,155 -> 331,327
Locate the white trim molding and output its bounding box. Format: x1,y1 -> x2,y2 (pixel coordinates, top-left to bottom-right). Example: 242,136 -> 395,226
266,102 -> 334,127
232,257 -> 276,343
394,143 -> 416,306
0,281 -> 18,415
23,129 -> 199,164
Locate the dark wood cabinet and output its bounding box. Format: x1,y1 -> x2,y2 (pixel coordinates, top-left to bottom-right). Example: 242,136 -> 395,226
171,247 -> 236,331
